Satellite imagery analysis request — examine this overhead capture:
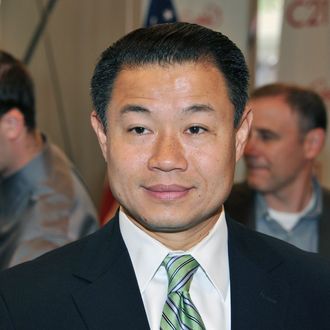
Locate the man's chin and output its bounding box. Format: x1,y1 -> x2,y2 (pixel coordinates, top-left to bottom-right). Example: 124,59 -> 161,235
247,178 -> 270,192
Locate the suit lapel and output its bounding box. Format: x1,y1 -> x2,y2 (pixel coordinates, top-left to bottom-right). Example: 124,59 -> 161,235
71,216 -> 150,330
227,217 -> 290,330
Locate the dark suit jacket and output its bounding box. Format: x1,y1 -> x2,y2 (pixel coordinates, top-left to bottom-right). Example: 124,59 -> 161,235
225,182 -> 330,258
0,214 -> 330,329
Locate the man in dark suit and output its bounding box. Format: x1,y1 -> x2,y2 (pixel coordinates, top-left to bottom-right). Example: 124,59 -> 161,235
0,23 -> 329,330
225,83 -> 330,258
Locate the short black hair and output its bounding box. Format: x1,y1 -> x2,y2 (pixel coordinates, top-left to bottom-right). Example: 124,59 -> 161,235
251,83 -> 327,133
0,50 -> 36,130
91,22 -> 249,129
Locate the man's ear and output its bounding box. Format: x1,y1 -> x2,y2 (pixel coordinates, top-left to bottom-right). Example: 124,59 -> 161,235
1,108 -> 25,140
235,106 -> 253,162
303,128 -> 325,160
90,111 -> 108,161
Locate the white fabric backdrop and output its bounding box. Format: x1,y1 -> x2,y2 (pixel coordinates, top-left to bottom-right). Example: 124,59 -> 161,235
278,0 -> 330,188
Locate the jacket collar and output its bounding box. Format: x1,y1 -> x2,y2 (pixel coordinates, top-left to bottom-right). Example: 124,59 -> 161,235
71,215 -> 150,330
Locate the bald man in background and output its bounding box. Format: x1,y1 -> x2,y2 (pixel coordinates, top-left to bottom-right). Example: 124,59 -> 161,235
0,50 -> 99,269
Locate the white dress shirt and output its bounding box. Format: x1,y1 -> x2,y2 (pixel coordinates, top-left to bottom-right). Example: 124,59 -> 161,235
268,192 -> 316,231
119,210 -> 231,330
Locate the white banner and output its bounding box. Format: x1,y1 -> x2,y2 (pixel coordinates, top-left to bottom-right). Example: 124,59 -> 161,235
278,0 -> 330,188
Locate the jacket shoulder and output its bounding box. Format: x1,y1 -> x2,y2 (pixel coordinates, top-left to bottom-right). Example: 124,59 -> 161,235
0,218 -> 117,286
228,216 -> 330,283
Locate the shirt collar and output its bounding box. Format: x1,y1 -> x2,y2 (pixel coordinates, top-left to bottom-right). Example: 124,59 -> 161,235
1,137 -> 48,193
256,177 -> 322,221
0,142 -> 47,213
119,209 -> 229,300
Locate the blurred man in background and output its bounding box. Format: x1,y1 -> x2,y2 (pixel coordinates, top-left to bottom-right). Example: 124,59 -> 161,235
0,50 -> 99,269
225,83 -> 330,256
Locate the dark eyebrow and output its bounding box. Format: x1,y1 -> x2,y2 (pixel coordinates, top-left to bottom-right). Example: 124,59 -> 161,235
182,104 -> 215,113
119,103 -> 214,116
120,105 -> 150,115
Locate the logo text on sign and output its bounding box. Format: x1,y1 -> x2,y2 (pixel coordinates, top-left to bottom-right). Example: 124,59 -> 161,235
286,0 -> 329,28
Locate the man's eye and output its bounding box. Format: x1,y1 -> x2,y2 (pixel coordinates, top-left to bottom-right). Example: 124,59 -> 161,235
259,132 -> 277,141
187,126 -> 206,135
129,127 -> 147,135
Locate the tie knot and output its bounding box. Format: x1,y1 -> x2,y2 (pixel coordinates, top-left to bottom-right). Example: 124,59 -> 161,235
163,254 -> 199,294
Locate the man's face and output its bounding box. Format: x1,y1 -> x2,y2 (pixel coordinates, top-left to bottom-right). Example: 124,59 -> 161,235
92,62 -> 250,239
245,95 -> 308,194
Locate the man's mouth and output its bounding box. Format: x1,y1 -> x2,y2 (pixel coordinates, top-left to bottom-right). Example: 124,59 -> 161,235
245,158 -> 269,170
247,164 -> 268,170
143,184 -> 193,200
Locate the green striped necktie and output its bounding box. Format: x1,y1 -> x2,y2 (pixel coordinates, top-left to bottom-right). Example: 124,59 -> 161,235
160,254 -> 206,330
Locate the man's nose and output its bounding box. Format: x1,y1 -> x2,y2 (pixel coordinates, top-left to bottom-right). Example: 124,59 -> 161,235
147,133 -> 188,172
244,133 -> 260,157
